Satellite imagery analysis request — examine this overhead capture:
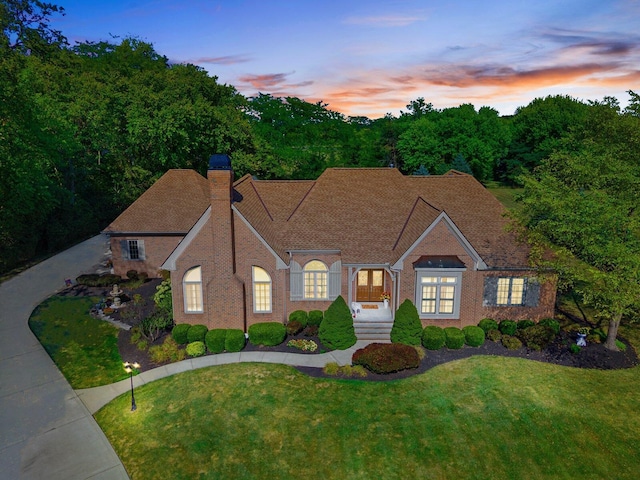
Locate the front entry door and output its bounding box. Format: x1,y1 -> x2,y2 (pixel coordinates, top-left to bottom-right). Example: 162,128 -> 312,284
356,269 -> 384,302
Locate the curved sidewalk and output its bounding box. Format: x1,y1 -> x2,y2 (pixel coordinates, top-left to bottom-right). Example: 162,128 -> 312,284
0,235 -> 129,480
76,342 -> 369,414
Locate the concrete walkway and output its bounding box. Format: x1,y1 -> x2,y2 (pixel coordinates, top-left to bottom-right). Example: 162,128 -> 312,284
76,342 -> 369,414
0,235 -> 129,480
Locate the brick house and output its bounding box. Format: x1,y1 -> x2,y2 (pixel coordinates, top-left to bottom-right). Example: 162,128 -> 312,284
104,154 -> 556,338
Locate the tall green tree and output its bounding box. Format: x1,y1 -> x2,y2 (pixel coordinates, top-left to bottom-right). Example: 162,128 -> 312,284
514,103 -> 640,350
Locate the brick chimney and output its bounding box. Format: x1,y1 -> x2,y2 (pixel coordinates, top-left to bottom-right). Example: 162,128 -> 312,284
207,154 -> 244,328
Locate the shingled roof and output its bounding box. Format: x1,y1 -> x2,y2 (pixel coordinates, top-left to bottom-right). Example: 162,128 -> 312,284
103,170 -> 210,234
233,168 -> 529,268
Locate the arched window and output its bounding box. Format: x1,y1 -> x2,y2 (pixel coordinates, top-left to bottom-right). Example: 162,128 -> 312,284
183,266 -> 203,313
252,266 -> 272,313
303,260 -> 328,299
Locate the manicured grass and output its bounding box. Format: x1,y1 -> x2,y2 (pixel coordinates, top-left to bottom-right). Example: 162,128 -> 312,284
96,359 -> 640,480
487,185 -> 523,210
29,296 -> 128,388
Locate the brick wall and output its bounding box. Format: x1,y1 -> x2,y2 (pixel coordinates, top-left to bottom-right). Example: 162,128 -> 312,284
110,235 -> 182,279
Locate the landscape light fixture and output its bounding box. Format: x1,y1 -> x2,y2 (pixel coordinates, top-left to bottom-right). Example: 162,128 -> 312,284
123,361 -> 140,411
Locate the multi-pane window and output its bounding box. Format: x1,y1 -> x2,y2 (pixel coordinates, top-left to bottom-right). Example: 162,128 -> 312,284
303,260 -> 328,299
183,266 -> 203,313
252,266 -> 272,313
420,276 -> 457,315
497,278 -> 525,305
128,240 -> 140,260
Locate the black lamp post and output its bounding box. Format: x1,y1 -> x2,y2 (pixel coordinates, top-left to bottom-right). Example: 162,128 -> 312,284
123,361 -> 140,411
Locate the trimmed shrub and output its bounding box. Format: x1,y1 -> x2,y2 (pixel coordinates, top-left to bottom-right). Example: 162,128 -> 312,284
205,329 -> 227,354
187,324 -> 208,343
248,322 -> 287,346
308,310 -> 324,326
499,320 -> 517,336
126,269 -> 139,280
518,324 -> 556,351
390,299 -> 423,346
286,320 -> 304,336
444,327 -> 465,349
318,296 -> 357,350
352,343 -> 420,374
501,335 -> 523,350
172,324 -> 191,345
539,318 -> 561,335
569,343 -> 581,354
422,326 -> 446,350
462,325 -> 485,347
186,341 -> 206,357
288,310 -> 309,327
517,319 -> 536,331
486,329 -> 502,342
478,318 -> 499,334
225,329 -> 246,352
76,273 -> 122,287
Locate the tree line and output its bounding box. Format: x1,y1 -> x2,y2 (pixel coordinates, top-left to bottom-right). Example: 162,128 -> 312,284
1,2 -> 639,348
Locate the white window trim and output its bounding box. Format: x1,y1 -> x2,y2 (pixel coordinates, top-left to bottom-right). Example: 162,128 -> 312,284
183,266 -> 203,314
303,260 -> 329,300
415,269 -> 463,319
252,266 -> 272,313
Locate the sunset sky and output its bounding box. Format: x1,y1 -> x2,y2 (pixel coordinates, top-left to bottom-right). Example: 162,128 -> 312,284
57,0 -> 640,118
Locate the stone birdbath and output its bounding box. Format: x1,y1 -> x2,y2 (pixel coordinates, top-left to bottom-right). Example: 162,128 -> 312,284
110,284 -> 124,308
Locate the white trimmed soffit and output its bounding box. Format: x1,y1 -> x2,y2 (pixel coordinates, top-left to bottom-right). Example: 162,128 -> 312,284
232,205 -> 288,269
161,207 -> 211,271
391,211 -> 487,271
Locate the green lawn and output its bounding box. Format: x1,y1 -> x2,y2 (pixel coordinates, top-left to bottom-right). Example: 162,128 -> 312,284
487,185 -> 523,210
29,296 -> 128,388
96,359 -> 640,480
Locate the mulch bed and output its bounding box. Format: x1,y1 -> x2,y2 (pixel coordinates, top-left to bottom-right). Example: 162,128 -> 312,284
60,282 -> 639,381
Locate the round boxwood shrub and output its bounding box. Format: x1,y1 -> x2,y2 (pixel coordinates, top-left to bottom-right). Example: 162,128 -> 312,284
248,322 -> 287,346
422,326 -> 446,350
444,327 -> 465,349
205,329 -> 226,354
538,318 -> 561,335
225,329 -> 246,352
498,320 -> 517,336
318,295 -> 357,350
352,343 -> 420,374
486,328 -> 502,342
501,335 -> 523,350
186,341 -> 206,357
288,310 -> 309,328
172,324 -> 191,345
478,318 -> 498,334
308,310 -> 324,326
518,324 -> 555,351
187,324 -> 208,343
390,299 -> 423,346
517,319 -> 535,331
462,325 -> 485,347
286,320 -> 304,336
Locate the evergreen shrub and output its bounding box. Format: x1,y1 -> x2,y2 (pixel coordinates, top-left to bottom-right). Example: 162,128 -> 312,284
76,273 -> 122,287
501,335 -> 522,350
308,310 -> 324,326
462,325 -> 485,347
187,324 -> 208,343
444,327 -> 465,349
390,299 -> 423,346
486,329 -> 502,342
248,322 -> 286,346
318,296 -> 357,350
225,329 -> 246,352
172,324 -> 191,345
289,310 -> 308,327
478,318 -> 499,334
422,326 -> 446,350
517,319 -> 536,331
517,325 -> 556,351
352,343 -> 420,374
186,341 -> 205,357
205,329 -> 226,354
499,320 -> 517,336
539,318 -> 561,335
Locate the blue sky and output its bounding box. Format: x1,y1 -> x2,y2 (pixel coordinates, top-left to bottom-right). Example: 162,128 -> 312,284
56,0 -> 640,118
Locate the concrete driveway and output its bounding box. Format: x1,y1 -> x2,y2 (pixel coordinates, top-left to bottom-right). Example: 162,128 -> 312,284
0,235 -> 129,480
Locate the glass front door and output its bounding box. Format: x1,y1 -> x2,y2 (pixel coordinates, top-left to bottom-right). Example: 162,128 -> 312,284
356,269 -> 384,302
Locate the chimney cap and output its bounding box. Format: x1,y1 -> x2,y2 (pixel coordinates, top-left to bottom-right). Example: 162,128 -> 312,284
208,154 -> 232,170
